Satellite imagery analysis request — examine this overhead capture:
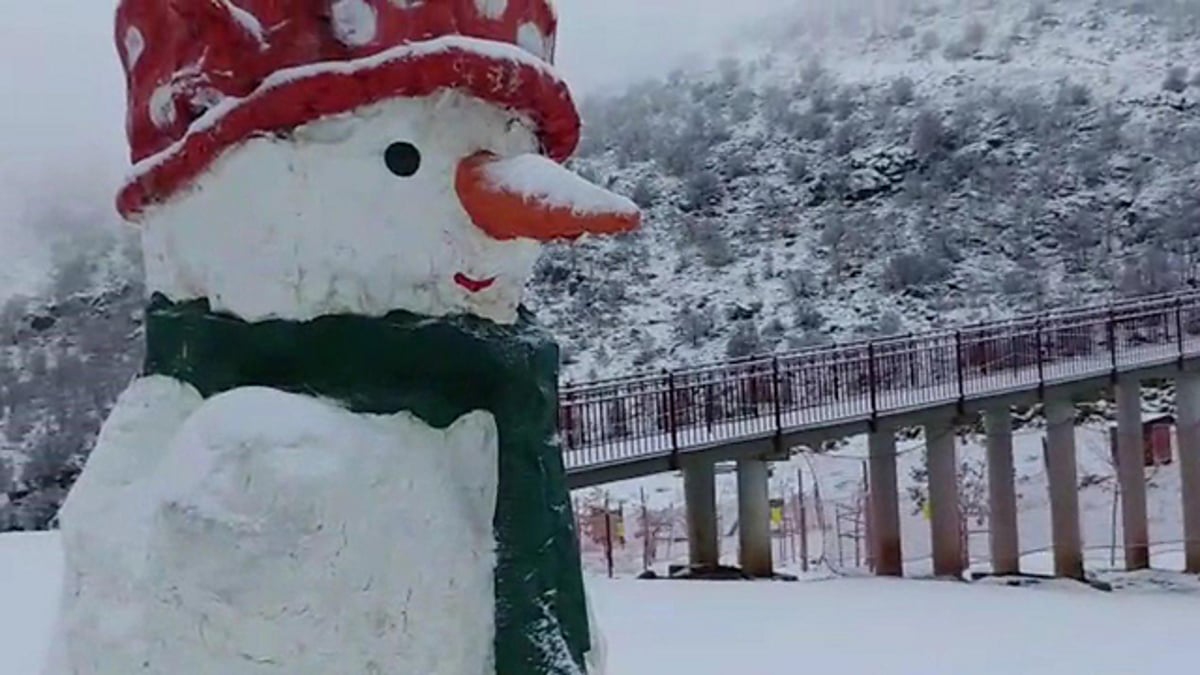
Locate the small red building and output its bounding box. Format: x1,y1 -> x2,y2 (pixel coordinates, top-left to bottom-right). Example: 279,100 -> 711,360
1109,415 -> 1174,468
1144,415 -> 1174,467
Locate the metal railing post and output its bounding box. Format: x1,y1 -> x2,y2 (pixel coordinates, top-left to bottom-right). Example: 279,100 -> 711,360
563,397 -> 574,451
1177,297 -> 1186,370
1011,327 -> 1020,379
1107,307 -> 1118,382
832,346 -> 842,402
1035,319 -> 1045,400
772,357 -> 784,454
907,333 -> 917,387
867,342 -> 878,427
772,357 -> 783,431
704,382 -> 715,433
954,330 -> 965,410
666,370 -> 680,470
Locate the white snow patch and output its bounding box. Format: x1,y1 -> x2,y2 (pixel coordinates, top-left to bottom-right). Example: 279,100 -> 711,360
583,588 -> 608,675
589,575 -> 1200,674
44,383 -> 501,675
146,61 -> 213,131
0,534 -> 61,675
330,0 -> 378,47
147,85 -> 176,129
140,92 -> 544,324
483,153 -> 639,217
475,0 -> 509,20
186,85 -> 225,115
220,0 -> 267,49
122,27 -> 144,70
517,22 -> 551,61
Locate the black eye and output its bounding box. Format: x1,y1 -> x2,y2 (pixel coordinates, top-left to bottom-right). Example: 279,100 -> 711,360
385,142 -> 421,177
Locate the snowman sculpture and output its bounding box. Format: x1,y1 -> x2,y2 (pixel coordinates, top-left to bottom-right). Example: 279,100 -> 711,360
44,2 -> 640,674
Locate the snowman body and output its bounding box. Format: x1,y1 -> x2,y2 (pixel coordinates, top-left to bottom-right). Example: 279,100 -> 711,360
50,379 -> 501,675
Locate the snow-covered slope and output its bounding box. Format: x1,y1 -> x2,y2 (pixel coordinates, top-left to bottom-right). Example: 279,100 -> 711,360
534,0 -> 1200,381
0,234 -> 143,532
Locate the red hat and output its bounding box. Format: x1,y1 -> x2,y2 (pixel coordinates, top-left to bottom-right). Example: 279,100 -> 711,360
114,0 -> 576,220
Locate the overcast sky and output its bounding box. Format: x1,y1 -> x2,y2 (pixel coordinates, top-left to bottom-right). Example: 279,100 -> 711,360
0,0 -> 794,296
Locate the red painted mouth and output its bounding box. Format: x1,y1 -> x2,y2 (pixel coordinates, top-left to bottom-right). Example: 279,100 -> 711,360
454,273 -> 497,294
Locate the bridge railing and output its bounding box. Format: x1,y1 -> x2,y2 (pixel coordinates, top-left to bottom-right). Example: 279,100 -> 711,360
559,291 -> 1200,471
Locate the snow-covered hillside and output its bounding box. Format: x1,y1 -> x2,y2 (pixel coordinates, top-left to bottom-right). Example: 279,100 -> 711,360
535,0 -> 1200,380
0,233 -> 142,531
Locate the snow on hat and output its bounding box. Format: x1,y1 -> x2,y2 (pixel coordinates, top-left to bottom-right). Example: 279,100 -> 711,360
115,0 -> 574,219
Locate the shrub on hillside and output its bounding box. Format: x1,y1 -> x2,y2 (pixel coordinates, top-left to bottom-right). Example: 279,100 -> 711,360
831,119 -> 862,156
882,251 -> 951,292
793,298 -> 826,331
726,321 -> 762,359
890,77 -> 915,106
1056,80 -> 1092,107
910,109 -> 947,159
1164,65 -> 1189,93
944,20 -> 986,60
681,170 -> 722,212
918,30 -> 941,56
833,88 -> 858,120
672,305 -> 715,345
629,177 -> 658,208
795,111 -> 832,141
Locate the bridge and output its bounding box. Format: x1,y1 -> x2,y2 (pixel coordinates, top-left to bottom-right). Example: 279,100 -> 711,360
557,290 -> 1200,581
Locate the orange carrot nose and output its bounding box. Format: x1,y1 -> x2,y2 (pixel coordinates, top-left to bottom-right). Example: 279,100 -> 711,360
455,151 -> 642,242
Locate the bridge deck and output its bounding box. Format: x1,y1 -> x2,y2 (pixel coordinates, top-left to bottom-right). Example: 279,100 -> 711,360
560,291 -> 1200,487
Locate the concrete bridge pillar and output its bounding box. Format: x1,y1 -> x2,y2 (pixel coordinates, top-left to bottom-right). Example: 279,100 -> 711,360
868,427 -> 903,577
984,406 -> 1020,576
1115,377 -> 1150,570
1045,399 -> 1084,580
1175,372 -> 1200,574
736,458 -> 774,577
683,459 -> 719,569
926,418 -> 963,578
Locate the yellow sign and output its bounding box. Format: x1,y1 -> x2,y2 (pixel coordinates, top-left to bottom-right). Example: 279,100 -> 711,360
770,498 -> 785,527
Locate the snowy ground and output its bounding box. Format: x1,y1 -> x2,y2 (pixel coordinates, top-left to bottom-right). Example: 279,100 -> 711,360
1,534 -> 60,675
592,573 -> 1200,675
4,532 -> 1199,674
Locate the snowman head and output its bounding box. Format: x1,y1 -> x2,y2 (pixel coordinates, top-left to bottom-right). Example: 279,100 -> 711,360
116,0 -> 640,324
140,91 -> 637,323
